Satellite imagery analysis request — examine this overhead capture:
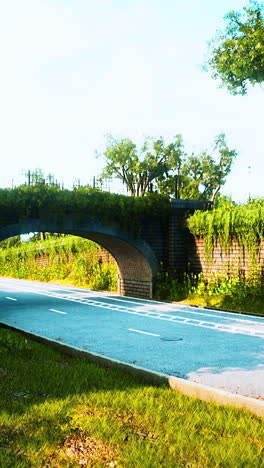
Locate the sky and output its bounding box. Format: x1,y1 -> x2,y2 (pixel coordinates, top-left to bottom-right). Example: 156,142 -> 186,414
0,0 -> 263,202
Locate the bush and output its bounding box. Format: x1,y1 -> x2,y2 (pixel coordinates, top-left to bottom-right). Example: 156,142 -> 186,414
0,236 -> 118,291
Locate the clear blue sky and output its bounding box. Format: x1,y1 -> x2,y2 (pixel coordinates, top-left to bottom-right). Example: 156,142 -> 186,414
0,0 -> 263,202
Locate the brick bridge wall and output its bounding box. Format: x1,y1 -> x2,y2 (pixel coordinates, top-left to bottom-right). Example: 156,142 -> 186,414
187,236 -> 264,278
0,200 -> 212,300
30,216 -> 186,299
31,232 -> 264,294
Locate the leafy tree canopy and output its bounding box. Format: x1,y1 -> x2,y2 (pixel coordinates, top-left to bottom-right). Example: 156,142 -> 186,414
98,133 -> 237,201
97,134 -> 183,197
205,1 -> 264,95
159,133 -> 237,202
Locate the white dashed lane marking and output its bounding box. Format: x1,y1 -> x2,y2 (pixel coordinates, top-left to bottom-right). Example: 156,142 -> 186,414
49,309 -> 67,315
128,328 -> 160,337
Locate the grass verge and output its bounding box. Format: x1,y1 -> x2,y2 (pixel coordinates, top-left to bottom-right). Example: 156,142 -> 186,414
0,327 -> 263,467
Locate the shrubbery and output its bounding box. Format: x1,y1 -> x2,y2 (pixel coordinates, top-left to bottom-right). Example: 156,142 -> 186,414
188,198 -> 264,258
0,185 -> 170,234
154,271 -> 264,315
0,235 -> 117,291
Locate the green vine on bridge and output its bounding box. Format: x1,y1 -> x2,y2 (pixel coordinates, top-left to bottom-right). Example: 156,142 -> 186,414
187,199 -> 264,260
0,185 -> 170,234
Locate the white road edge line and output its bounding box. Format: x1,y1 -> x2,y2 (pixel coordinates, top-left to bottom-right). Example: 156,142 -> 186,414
128,328 -> 160,337
5,297 -> 17,301
49,309 -> 67,315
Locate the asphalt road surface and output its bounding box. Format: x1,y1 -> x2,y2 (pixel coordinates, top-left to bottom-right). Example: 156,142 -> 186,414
1,277 -> 264,399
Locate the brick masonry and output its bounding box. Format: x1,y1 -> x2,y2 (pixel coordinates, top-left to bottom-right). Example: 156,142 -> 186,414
34,248 -> 115,269
187,236 -> 264,278
167,214 -> 189,272
68,231 -> 154,299
118,275 -> 152,299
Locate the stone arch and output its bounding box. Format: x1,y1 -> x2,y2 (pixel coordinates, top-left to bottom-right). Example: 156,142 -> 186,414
0,218 -> 159,299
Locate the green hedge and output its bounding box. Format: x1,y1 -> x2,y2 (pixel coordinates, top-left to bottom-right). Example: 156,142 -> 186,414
0,185 -> 170,233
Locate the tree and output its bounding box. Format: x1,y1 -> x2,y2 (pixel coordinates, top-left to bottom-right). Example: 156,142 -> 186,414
157,133 -> 237,202
98,134 -> 183,197
98,133 -> 237,201
205,1 -> 264,95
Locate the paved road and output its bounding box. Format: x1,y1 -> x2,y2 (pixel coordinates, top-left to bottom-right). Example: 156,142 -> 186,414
1,277 -> 264,398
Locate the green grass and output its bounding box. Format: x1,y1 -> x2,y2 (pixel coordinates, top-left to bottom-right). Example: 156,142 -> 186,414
0,328 -> 263,467
179,294 -> 264,316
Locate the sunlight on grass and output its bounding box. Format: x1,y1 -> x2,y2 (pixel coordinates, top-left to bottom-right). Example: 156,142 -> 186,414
0,327 -> 263,467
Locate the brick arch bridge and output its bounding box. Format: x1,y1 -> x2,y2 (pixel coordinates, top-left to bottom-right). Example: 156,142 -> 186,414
0,200 -> 210,299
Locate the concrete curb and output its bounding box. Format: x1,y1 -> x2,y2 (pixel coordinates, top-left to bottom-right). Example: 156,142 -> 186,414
1,322 -> 264,418
167,376 -> 264,417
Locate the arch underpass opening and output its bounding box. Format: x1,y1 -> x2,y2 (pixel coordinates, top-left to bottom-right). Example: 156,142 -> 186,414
79,232 -> 154,299
0,225 -> 157,299
0,233 -> 118,292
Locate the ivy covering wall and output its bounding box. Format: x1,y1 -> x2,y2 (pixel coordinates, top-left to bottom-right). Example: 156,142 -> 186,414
187,199 -> 264,261
156,200 -> 264,314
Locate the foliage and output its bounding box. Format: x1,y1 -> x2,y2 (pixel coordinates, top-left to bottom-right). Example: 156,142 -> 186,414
0,236 -> 117,291
205,1 -> 264,94
0,327 -> 264,467
0,185 -> 170,234
98,133 -> 237,201
98,134 -> 183,197
187,198 -> 264,258
154,271 -> 264,315
158,133 -> 237,201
